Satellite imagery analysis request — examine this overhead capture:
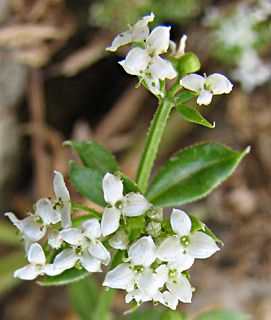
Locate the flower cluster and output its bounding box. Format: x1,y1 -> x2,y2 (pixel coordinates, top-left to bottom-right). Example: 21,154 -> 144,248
103,207 -> 219,310
6,170 -> 220,310
107,12 -> 233,104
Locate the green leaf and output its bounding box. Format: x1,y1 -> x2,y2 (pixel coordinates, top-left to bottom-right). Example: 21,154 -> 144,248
176,90 -> 199,104
92,288 -> 115,320
65,140 -> 118,175
68,276 -> 98,320
146,143 -> 250,207
190,215 -> 205,233
116,171 -> 141,194
71,205 -> 102,222
39,267 -> 90,286
175,104 -> 215,128
70,161 -> 106,207
194,310 -> 251,320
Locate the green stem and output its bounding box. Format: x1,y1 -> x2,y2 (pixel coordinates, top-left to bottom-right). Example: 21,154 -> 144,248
136,98 -> 174,193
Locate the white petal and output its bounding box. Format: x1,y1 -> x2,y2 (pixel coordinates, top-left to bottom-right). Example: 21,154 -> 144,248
122,193 -> 151,217
43,264 -> 64,276
53,171 -> 70,202
146,26 -> 171,54
48,229 -> 63,249
102,173 -> 123,205
134,12 -> 155,29
131,26 -> 150,42
153,264 -> 169,287
21,216 -> 46,241
171,209 -> 191,237
166,274 -> 192,303
144,76 -> 164,97
60,228 -> 83,246
103,263 -> 135,290
208,73 -> 233,94
128,236 -> 157,267
180,74 -> 205,92
108,229 -> 129,250
80,251 -> 102,272
168,254 -> 195,272
188,231 -> 220,259
125,289 -> 148,304
61,201 -> 72,229
119,47 -> 150,76
197,89 -> 213,106
27,243 -> 46,265
106,30 -> 132,52
159,291 -> 178,310
81,219 -> 101,239
53,249 -> 78,270
101,206 -> 121,237
137,268 -> 162,296
14,265 -> 40,280
157,236 -> 183,261
5,212 -> 21,229
50,208 -> 61,224
148,55 -> 177,80
35,198 -> 52,225
88,240 -> 111,265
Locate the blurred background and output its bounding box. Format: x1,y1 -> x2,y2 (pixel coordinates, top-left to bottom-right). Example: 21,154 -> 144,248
0,0 -> 270,319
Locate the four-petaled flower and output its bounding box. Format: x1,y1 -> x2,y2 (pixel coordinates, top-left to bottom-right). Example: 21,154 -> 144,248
101,173 -> 151,237
106,12 -> 155,52
14,243 -> 64,280
54,219 -> 110,273
180,73 -> 233,105
157,209 -> 220,265
119,26 -> 177,97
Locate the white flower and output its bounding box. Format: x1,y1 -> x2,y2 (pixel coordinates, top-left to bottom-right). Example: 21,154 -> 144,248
101,173 -> 151,237
52,171 -> 72,229
119,26 -> 177,97
157,209 -> 220,263
103,236 -> 158,295
106,12 -> 155,52
14,243 -> 64,280
53,219 -> 110,272
180,73 -> 233,105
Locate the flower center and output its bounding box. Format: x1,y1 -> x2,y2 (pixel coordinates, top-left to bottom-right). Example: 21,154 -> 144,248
181,236 -> 190,247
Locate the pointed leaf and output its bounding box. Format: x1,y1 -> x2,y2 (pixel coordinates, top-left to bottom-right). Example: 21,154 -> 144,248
38,267 -> 90,286
175,104 -> 215,128
146,143 -> 250,207
175,90 -> 198,104
65,140 -> 118,175
70,161 -> 106,207
116,171 -> 141,194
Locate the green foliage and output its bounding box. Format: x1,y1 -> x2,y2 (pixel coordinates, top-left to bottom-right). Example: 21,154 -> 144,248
39,267 -> 90,286
175,104 -> 215,128
68,276 -> 99,320
116,171 -> 141,194
145,143 -> 250,207
68,140 -> 119,206
66,141 -> 118,175
70,161 -> 106,207
194,310 -> 251,320
68,277 -> 115,320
